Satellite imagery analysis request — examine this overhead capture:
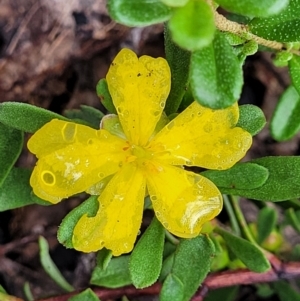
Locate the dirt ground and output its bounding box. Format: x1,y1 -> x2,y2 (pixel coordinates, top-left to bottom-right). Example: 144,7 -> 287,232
0,0 -> 299,300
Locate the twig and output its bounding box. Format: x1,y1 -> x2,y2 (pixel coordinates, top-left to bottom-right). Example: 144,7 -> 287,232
0,229 -> 56,257
34,260 -> 300,301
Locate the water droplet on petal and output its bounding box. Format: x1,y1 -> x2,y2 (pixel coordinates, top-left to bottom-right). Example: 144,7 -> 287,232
150,195 -> 157,202
163,222 -> 169,229
160,101 -> 165,108
98,172 -> 105,178
156,211 -> 161,217
41,171 -> 56,186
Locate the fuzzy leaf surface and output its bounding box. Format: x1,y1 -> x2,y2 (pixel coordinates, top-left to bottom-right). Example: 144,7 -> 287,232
160,235 -> 215,301
271,85 -> 300,141
202,163 -> 269,190
215,0 -> 288,17
220,157 -> 300,201
107,0 -> 172,26
216,227 -> 270,273
249,0 -> 300,42
0,124 -> 23,186
129,217 -> 165,288
190,31 -> 243,109
168,0 -> 215,51
164,24 -> 191,114
0,102 -> 68,133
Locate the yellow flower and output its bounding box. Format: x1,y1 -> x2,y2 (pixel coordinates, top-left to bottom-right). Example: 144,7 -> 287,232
28,49 -> 252,256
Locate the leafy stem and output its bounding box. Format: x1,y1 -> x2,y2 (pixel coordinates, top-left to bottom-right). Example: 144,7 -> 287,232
209,1 -> 300,56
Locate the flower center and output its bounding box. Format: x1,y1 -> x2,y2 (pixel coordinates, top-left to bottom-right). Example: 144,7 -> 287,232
132,144 -> 152,160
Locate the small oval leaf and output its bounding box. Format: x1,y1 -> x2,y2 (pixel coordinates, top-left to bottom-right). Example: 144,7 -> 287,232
289,54 -> 300,94
164,24 -> 191,115
216,227 -> 271,273
257,207 -> 277,244
249,1 -> 300,42
64,105 -> 104,129
96,79 -> 117,114
215,0 -> 288,17
236,104 -> 266,136
270,85 -> 300,141
0,124 -> 23,186
0,168 -> 49,211
0,102 -> 69,133
91,255 -> 132,288
190,31 -> 243,109
160,235 -> 215,301
201,162 -> 269,190
160,274 -> 185,301
57,196 -> 99,248
168,0 -> 215,51
129,217 -> 165,288
220,156 -> 300,201
107,0 -> 172,27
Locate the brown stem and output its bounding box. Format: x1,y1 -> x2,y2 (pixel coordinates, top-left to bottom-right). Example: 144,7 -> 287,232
34,259 -> 300,301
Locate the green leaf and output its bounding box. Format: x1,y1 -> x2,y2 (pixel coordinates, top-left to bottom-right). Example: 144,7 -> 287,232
289,55 -> 300,94
160,274 -> 184,301
96,79 -> 117,114
285,208 -> 300,232
236,104 -> 266,136
91,255 -> 132,288
0,124 -> 23,186
0,168 -> 49,211
274,51 -> 294,67
68,289 -> 99,301
190,31 -> 243,109
159,253 -> 175,282
249,1 -> 300,42
57,196 -> 99,248
160,0 -> 189,6
215,227 -> 270,273
201,163 -> 269,190
107,0 -> 172,27
168,0 -> 215,51
23,282 -> 34,301
215,0 -> 288,17
39,236 -> 74,292
129,217 -> 165,288
64,105 -> 104,129
0,102 -> 69,133
220,157 -> 300,201
205,287 -> 239,301
257,207 -> 277,244
164,24 -> 191,115
96,248 -> 113,270
160,235 -> 215,301
273,280 -> 300,301
271,85 -> 300,141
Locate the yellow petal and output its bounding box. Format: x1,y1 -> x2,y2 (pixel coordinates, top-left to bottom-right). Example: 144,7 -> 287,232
146,162 -> 222,238
72,164 -> 146,255
149,101 -> 252,170
106,48 -> 171,146
28,120 -> 130,203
